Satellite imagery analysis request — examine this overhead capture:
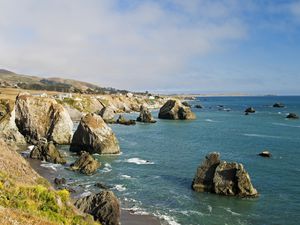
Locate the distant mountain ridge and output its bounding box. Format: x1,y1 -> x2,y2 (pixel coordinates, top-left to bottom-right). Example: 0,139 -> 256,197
0,69 -> 127,94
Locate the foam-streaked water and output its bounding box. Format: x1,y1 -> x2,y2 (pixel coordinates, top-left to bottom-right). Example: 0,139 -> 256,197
49,96 -> 300,225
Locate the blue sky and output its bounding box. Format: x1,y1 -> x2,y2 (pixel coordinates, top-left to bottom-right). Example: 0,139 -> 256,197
0,0 -> 300,94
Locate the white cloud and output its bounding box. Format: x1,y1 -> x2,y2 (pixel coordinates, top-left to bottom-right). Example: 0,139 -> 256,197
0,0 -> 247,90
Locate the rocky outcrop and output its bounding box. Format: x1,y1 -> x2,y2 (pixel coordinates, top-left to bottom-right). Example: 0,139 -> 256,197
74,191 -> 120,225
116,115 -> 136,125
158,99 -> 196,120
213,162 -> 258,197
192,152 -> 258,198
182,101 -> 191,108
245,107 -> 255,113
258,151 -> 271,157
70,151 -> 100,175
64,104 -> 83,121
0,99 -> 26,145
70,113 -> 120,154
15,93 -> 73,144
136,105 -> 156,123
286,113 -> 299,119
194,104 -> 203,109
99,106 -> 115,123
30,139 -> 66,164
192,152 -> 221,192
273,103 -> 284,108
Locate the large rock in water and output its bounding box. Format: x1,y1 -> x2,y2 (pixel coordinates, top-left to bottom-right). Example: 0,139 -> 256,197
158,99 -> 196,120
192,152 -> 258,198
213,162 -> 258,197
74,191 -> 120,225
70,151 -> 100,175
136,105 -> 156,123
30,139 -> 66,164
15,93 -> 73,144
99,106 -> 115,123
0,99 -> 26,145
192,152 -> 220,192
70,113 -> 120,154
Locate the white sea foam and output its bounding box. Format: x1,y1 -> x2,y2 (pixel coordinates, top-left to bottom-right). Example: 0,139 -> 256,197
125,158 -> 154,165
102,163 -> 112,173
121,175 -> 132,179
243,133 -> 283,139
208,205 -> 212,213
28,145 -> 34,151
205,119 -> 219,123
123,206 -> 149,215
114,184 -> 126,192
224,207 -> 241,216
40,163 -> 61,171
80,191 -> 92,198
272,123 -> 300,128
156,214 -> 181,225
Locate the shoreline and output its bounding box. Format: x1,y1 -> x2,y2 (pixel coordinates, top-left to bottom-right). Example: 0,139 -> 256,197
26,157 -> 161,225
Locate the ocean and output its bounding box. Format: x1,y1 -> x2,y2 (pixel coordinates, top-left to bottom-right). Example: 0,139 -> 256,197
37,96 -> 300,225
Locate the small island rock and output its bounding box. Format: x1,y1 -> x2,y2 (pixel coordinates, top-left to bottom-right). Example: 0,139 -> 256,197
158,99 -> 196,120
258,151 -> 271,157
70,113 -> 120,154
136,105 -> 156,123
70,151 -> 100,175
286,113 -> 299,119
116,115 -> 136,125
273,103 -> 284,108
245,107 -> 255,113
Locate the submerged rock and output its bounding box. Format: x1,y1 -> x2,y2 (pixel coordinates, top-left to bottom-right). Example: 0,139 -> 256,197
192,152 -> 221,192
54,177 -> 66,185
74,191 -> 120,225
30,139 -> 66,164
286,113 -> 299,119
136,105 -> 156,123
15,93 -> 73,144
192,152 -> 258,198
70,151 -> 100,175
70,113 -> 120,154
273,103 -> 284,108
258,151 -> 271,158
158,99 -> 196,120
116,115 -> 136,125
194,104 -> 203,109
245,107 -> 255,113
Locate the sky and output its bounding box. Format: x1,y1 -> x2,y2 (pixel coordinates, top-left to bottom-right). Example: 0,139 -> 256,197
0,0 -> 300,95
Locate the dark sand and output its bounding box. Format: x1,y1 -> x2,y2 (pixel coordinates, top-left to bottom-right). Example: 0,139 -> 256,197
27,158 -> 161,225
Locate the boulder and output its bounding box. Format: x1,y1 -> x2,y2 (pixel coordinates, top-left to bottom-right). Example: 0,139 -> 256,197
286,113 -> 299,119
70,113 -> 120,154
15,93 -> 73,144
70,151 -> 100,175
158,99 -> 196,120
116,115 -> 136,125
99,107 -> 115,123
30,139 -> 66,164
194,104 -> 203,109
273,103 -> 284,108
192,152 -> 258,198
258,151 -> 271,158
192,152 -> 221,192
136,105 -> 156,123
0,99 -> 26,145
245,107 -> 255,113
54,177 -> 66,185
74,191 -> 120,225
182,101 -> 191,108
64,104 -> 83,121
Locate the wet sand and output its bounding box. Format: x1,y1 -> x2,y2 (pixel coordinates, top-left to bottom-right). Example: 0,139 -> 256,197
27,158 -> 161,225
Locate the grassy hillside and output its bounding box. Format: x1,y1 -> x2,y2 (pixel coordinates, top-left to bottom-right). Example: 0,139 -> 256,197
0,69 -> 127,94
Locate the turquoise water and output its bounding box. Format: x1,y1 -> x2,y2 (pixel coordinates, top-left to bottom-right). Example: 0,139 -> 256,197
48,96 -> 300,225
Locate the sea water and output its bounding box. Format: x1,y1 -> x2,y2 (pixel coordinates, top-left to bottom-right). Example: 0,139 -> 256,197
49,96 -> 300,225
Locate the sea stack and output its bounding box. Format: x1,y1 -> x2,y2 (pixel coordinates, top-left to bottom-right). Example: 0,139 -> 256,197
158,99 -> 196,120
70,113 -> 120,154
192,152 -> 258,198
15,92 -> 73,144
136,105 -> 156,123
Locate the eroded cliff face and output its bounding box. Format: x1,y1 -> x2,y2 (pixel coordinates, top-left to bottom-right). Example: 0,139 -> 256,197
15,93 -> 73,144
0,99 -> 26,146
